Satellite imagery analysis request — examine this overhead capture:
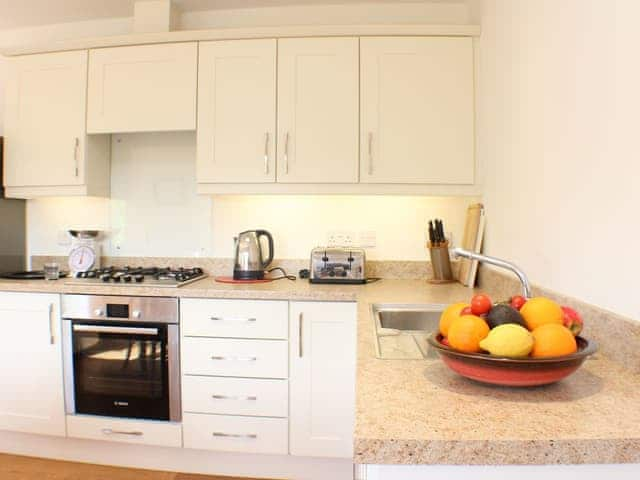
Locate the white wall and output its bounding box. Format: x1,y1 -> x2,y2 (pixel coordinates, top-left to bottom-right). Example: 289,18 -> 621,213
479,0 -> 640,319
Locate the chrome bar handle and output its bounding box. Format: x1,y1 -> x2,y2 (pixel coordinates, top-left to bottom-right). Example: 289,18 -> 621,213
72,325 -> 159,336
101,428 -> 143,437
212,394 -> 258,401
48,303 -> 55,345
264,132 -> 269,174
368,132 -> 374,175
212,432 -> 257,439
284,132 -> 290,174
73,137 -> 80,177
211,355 -> 258,362
298,312 -> 304,358
210,316 -> 257,323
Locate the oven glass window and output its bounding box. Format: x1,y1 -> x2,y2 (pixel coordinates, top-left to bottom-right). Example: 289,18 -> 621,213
72,321 -> 169,420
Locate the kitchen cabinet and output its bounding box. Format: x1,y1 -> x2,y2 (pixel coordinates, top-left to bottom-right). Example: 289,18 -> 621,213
66,415 -> 182,447
289,301 -> 357,458
277,38 -> 359,183
197,39 -> 276,183
87,43 -> 197,133
0,292 -> 65,436
3,50 -> 110,198
360,37 -> 475,184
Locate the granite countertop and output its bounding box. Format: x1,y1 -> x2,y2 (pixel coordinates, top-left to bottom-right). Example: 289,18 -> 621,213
2,277 -> 639,465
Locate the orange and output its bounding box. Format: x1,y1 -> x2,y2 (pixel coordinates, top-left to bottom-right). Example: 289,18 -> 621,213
520,297 -> 563,331
531,324 -> 577,357
439,302 -> 469,336
447,315 -> 490,353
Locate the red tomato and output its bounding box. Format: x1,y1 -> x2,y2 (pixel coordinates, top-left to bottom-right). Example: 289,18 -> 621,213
510,295 -> 527,311
460,306 -> 473,316
470,294 -> 492,315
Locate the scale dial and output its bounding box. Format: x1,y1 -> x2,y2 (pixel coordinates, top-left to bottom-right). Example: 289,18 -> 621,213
68,245 -> 97,273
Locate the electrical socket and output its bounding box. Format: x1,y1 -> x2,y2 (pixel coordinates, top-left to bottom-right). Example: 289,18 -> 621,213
327,230 -> 355,247
359,231 -> 377,248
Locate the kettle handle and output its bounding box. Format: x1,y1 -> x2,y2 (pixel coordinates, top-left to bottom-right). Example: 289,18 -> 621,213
256,230 -> 274,269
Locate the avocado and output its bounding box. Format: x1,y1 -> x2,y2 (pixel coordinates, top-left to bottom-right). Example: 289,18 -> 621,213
486,304 -> 526,329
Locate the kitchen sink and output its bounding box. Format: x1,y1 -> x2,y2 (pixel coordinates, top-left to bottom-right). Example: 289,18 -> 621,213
372,304 -> 446,359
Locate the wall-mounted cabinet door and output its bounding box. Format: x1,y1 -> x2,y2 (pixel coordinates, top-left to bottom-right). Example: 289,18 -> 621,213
361,37 -> 475,184
87,43 -> 197,133
3,50 -> 88,188
277,38 -> 359,183
197,39 -> 276,183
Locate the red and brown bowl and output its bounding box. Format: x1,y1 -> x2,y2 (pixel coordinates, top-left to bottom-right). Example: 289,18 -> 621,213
427,333 -> 598,387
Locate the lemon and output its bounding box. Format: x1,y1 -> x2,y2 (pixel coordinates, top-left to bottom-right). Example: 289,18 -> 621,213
479,324 -> 534,358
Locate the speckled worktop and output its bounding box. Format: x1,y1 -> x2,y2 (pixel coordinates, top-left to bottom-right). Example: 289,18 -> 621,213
1,277 -> 639,465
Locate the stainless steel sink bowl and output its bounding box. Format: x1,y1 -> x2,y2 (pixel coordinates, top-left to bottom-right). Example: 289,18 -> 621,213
372,304 -> 446,359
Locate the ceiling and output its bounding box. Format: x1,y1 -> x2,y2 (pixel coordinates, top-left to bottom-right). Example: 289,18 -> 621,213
0,0 -> 465,30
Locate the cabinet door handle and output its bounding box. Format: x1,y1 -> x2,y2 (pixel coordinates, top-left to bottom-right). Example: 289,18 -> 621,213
211,355 -> 257,362
212,432 -> 257,439
284,132 -> 290,174
298,312 -> 304,358
101,428 -> 143,437
212,394 -> 258,401
73,137 -> 80,177
48,303 -> 55,345
264,132 -> 270,174
368,132 -> 374,175
210,316 -> 257,323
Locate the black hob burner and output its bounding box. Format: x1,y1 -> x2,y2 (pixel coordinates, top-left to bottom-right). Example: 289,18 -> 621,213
74,266 -> 206,287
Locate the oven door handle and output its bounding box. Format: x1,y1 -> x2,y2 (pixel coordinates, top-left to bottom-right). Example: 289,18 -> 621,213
72,325 -> 159,336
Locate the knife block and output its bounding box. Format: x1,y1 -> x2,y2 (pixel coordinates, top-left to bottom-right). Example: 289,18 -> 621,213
428,241 -> 455,284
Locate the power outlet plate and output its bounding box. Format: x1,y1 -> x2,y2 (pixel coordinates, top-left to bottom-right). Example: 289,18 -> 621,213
327,231 -> 355,247
359,231 -> 377,248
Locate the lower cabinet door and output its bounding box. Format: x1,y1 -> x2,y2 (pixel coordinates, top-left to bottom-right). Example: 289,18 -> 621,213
289,301 -> 357,458
66,415 -> 182,447
183,413 -> 288,454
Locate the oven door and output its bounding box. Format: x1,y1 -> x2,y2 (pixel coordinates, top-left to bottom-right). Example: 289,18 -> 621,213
70,320 -> 171,421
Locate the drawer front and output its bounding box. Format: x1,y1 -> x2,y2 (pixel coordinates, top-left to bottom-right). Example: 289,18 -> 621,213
183,413 -> 288,455
182,376 -> 288,417
66,415 -> 182,447
181,298 -> 288,339
182,337 -> 288,378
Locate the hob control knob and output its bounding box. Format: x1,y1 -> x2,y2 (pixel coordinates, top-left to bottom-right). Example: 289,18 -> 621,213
94,309 -> 104,317
132,310 -> 142,319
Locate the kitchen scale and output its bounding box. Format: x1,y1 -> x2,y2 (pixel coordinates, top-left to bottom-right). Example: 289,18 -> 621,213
68,230 -> 101,275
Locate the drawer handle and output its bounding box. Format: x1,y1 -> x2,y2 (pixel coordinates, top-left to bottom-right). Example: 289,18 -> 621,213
210,355 -> 258,362
210,316 -> 257,323
212,394 -> 258,401
212,432 -> 257,439
101,428 -> 143,437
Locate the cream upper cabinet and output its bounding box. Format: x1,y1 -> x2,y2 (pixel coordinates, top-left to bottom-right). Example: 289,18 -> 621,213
3,50 -> 110,198
197,40 -> 276,183
277,38 -> 359,183
360,37 -> 475,184
87,43 -> 198,133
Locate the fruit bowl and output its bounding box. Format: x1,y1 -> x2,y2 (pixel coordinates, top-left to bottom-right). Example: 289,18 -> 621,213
427,333 -> 597,387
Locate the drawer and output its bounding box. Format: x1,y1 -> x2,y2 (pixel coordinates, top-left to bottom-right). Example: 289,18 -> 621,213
66,415 -> 182,448
182,337 -> 288,379
182,376 -> 288,417
183,413 -> 288,454
181,298 -> 288,339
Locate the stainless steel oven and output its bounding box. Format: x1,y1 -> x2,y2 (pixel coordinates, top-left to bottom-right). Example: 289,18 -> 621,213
62,294 -> 181,422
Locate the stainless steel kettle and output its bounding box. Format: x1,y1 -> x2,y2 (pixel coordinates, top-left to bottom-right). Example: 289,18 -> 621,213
233,230 -> 274,280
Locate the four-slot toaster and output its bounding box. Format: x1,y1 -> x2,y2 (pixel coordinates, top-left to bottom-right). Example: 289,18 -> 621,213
309,247 -> 366,284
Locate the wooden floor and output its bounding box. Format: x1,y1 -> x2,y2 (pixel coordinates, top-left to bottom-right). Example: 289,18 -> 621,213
0,454 -> 265,480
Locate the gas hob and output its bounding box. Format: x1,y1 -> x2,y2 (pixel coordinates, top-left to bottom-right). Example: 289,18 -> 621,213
67,266 -> 206,288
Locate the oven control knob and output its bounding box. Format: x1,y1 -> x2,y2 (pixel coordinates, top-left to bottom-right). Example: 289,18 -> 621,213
132,310 -> 142,319
94,309 -> 104,317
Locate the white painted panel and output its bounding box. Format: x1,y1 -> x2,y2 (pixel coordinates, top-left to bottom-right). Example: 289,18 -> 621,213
289,301 -> 357,458
0,292 -> 65,436
182,376 -> 288,417
277,37 -> 359,183
361,37 -> 475,184
181,298 -> 288,340
87,43 -> 197,133
182,337 -> 288,379
183,413 -> 288,455
197,39 -> 276,183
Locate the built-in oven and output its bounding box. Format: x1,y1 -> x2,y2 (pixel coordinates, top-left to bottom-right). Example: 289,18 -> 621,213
62,294 -> 180,422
